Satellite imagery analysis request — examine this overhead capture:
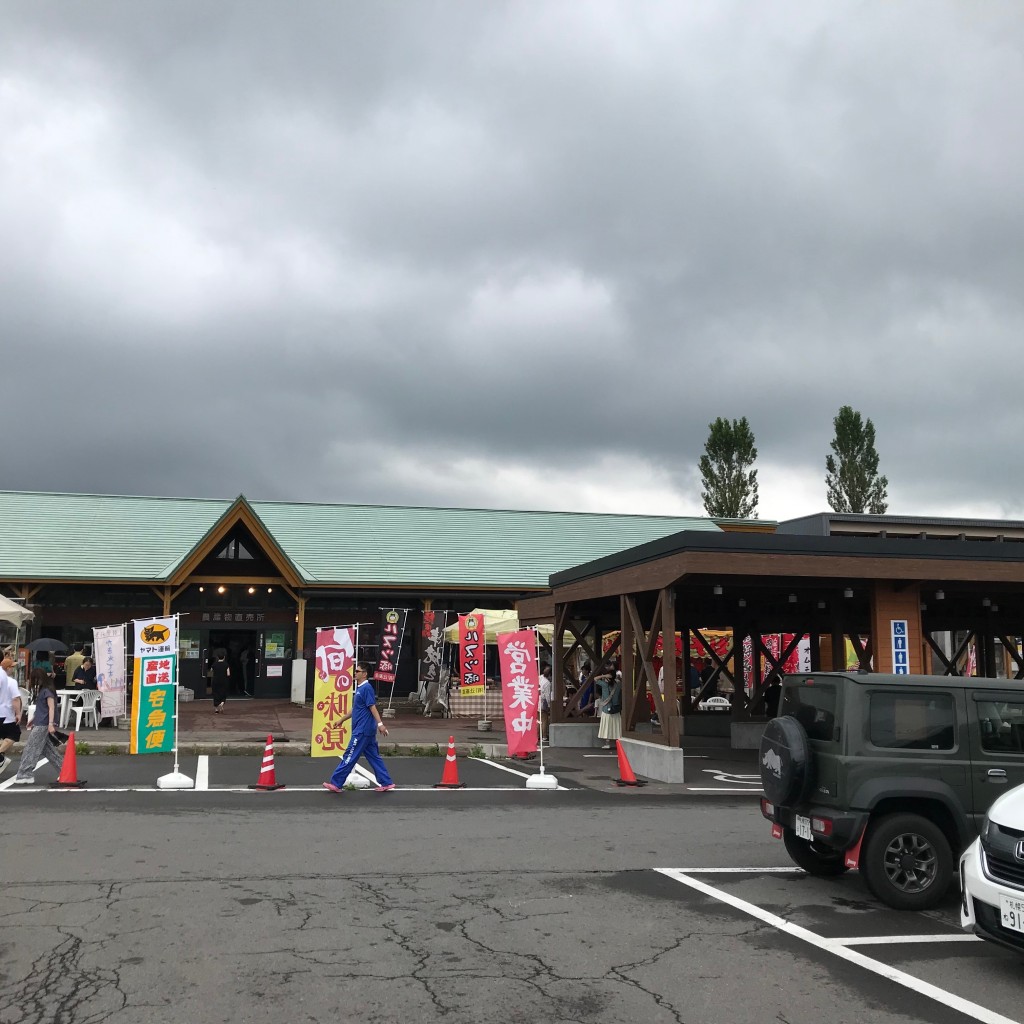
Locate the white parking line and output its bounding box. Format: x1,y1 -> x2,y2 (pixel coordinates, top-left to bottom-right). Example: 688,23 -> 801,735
687,787 -> 764,793
829,934 -> 981,946
676,867 -> 804,873
472,757 -> 568,789
195,756 -> 209,790
657,869 -> 1016,1024
0,785 -> 572,794
0,757 -> 49,790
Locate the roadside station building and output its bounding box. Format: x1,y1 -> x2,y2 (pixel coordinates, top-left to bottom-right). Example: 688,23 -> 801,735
0,489 -> 718,698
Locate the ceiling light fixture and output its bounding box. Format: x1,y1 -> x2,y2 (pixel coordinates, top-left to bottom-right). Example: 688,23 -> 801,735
936,589 -> 945,600
267,587 -> 273,594
713,585 -> 723,596
248,586 -> 256,595
982,597 -> 991,607
843,587 -> 853,599
788,593 -> 797,603
198,586 -> 204,593
217,585 -> 226,594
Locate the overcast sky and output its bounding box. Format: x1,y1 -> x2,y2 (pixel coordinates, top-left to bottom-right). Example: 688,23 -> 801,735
4,2 -> 1023,522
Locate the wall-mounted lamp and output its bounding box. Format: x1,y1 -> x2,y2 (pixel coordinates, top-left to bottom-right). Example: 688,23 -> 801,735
198,586 -> 204,593
992,603 -> 1000,613
248,586 -> 256,595
713,584 -> 723,596
737,598 -> 746,608
817,600 -> 826,610
843,587 -> 854,599
788,593 -> 797,603
217,585 -> 226,594
936,589 -> 945,601
982,597 -> 991,607
267,587 -> 273,594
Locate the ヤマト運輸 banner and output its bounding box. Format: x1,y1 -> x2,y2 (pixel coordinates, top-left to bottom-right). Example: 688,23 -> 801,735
130,616 -> 177,754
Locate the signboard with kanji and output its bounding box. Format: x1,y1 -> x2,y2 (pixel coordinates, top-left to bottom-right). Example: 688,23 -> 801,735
130,616 -> 178,754
312,626 -> 355,758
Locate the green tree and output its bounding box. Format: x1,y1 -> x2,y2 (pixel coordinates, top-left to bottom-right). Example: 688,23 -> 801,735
699,416 -> 759,518
825,405 -> 889,513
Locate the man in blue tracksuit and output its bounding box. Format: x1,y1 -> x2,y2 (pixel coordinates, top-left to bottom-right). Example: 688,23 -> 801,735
323,662 -> 396,793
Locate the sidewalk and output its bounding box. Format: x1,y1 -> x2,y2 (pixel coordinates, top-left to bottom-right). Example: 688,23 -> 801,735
52,699 -> 511,756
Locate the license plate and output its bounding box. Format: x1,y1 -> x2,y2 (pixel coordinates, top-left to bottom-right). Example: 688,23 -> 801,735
795,815 -> 812,840
1000,894 -> 1024,933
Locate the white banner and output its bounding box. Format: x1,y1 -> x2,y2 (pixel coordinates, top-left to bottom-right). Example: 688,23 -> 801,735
94,624 -> 127,720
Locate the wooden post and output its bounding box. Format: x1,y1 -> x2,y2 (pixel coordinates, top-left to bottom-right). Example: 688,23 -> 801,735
661,587 -> 680,747
621,594 -> 636,733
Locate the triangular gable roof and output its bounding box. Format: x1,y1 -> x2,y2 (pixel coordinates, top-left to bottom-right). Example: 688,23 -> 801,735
164,495 -> 308,587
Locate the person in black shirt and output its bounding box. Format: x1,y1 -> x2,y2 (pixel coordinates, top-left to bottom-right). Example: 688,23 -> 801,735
210,648 -> 230,714
71,657 -> 97,690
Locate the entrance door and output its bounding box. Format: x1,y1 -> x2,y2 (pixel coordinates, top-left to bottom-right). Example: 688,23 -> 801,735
205,629 -> 260,699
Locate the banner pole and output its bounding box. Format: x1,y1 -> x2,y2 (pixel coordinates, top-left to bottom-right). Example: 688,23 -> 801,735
525,625 -> 558,789
157,612 -> 193,790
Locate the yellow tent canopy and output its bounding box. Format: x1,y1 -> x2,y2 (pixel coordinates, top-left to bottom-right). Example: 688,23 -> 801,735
444,609 -> 554,644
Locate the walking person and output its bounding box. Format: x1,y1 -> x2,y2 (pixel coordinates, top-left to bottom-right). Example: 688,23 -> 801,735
12,668 -> 64,785
538,662 -> 553,740
0,651 -> 23,777
210,648 -> 230,714
323,662 -> 396,793
596,666 -> 622,749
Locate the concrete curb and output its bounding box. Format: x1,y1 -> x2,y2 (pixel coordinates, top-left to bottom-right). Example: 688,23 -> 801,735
7,740 -> 510,759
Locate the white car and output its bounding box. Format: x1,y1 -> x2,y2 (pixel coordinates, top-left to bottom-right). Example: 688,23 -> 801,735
698,695 -> 732,712
960,781 -> 1024,954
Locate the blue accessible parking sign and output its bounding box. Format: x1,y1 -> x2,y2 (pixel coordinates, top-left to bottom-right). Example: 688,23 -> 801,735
891,619 -> 909,674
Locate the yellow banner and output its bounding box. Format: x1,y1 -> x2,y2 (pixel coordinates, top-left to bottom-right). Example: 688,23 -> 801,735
460,685 -> 485,697
312,627 -> 355,758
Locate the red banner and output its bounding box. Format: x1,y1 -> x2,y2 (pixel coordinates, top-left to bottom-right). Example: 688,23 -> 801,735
459,613 -> 486,696
312,627 -> 355,758
497,629 -> 539,757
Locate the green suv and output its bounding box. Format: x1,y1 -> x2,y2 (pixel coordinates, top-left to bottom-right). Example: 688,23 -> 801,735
759,671 -> 1024,910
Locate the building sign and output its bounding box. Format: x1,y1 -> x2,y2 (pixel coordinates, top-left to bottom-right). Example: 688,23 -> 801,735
130,616 -> 177,754
312,627 -> 355,758
373,609 -> 409,686
458,613 -> 485,696
891,619 -> 909,674
497,629 -> 539,757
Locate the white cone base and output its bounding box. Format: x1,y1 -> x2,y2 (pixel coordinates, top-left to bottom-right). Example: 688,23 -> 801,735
525,772 -> 559,790
157,771 -> 195,790
348,774 -> 371,789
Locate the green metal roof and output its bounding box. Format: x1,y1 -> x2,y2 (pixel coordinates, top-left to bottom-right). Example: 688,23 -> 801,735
0,490 -> 721,589
0,491 -> 230,580
250,501 -> 721,587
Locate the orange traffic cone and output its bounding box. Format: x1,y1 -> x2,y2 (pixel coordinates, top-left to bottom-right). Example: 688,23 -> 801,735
248,735 -> 285,790
614,740 -> 647,787
50,732 -> 86,788
433,736 -> 466,789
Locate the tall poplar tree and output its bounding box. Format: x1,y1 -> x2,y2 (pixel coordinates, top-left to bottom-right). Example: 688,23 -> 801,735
825,405 -> 889,513
699,416 -> 759,518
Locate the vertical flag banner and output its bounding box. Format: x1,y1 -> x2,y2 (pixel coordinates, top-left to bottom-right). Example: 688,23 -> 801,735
130,616 -> 177,754
94,624 -> 126,721
458,613 -> 486,696
417,610 -> 446,703
373,608 -> 409,686
312,627 -> 356,757
498,629 -> 540,757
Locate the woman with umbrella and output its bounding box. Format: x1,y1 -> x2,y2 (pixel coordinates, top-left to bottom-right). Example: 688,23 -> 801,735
27,639 -> 67,680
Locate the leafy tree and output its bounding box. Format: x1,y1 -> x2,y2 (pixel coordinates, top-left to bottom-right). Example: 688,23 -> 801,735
825,405 -> 889,513
699,417 -> 758,518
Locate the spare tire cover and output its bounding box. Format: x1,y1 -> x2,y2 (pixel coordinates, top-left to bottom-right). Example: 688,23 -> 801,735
759,715 -> 813,807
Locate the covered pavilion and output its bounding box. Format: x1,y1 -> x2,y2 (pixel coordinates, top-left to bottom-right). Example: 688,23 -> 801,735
517,528 -> 1024,748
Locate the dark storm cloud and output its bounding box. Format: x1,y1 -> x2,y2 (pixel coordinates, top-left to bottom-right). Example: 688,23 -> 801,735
3,1 -> 1023,518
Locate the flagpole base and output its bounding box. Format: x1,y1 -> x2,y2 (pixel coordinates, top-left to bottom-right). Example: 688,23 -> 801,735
525,770 -> 559,790
156,771 -> 194,790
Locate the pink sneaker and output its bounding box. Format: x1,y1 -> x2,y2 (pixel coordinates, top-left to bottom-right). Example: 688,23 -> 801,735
322,782 -> 342,793
374,784 -> 396,792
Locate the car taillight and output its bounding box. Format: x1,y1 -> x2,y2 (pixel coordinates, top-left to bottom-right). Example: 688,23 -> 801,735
811,816 -> 833,836
760,798 -> 775,820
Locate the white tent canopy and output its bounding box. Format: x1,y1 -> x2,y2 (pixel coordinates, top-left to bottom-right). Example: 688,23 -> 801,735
443,608 -> 554,644
0,593 -> 33,628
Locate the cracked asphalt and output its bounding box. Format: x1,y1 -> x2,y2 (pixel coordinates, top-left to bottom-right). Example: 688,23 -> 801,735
3,780 -> 1021,1024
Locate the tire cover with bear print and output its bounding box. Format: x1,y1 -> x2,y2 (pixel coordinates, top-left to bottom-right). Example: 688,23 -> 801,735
759,715 -> 813,807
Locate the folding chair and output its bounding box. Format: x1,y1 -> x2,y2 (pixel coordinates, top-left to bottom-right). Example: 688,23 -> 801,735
72,691 -> 101,731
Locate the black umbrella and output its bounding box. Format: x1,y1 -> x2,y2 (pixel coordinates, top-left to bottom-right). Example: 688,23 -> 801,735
25,638 -> 68,654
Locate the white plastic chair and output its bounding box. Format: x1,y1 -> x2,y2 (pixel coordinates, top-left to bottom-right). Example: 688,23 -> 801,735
72,691 -> 101,731
18,687 -> 30,723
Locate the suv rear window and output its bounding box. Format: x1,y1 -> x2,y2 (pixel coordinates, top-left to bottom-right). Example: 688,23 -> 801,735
781,682 -> 837,741
976,700 -> 1024,753
869,692 -> 955,750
